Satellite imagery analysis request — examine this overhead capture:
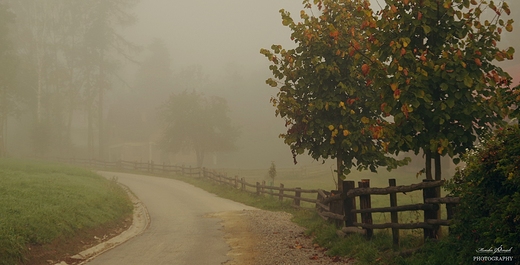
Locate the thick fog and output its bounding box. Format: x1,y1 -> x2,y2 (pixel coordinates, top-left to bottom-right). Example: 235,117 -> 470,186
117,0 -> 309,168
3,0 -> 520,171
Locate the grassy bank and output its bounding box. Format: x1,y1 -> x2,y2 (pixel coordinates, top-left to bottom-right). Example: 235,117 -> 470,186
0,159 -> 133,265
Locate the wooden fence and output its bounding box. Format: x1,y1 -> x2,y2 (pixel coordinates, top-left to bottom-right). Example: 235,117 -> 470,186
58,158 -> 319,208
61,158 -> 202,176
58,158 -> 459,247
201,168 -> 320,208
316,178 -> 460,247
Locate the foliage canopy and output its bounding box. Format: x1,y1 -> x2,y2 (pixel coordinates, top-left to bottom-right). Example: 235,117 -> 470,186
262,0 -> 519,182
363,0 -> 517,180
261,0 -> 409,179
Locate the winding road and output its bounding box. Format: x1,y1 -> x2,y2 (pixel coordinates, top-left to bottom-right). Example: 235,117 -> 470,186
86,171 -> 255,265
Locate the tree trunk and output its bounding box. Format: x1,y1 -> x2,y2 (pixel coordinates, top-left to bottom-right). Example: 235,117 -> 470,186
98,81 -> 104,160
337,155 -> 343,192
66,104 -> 74,156
88,104 -> 94,158
98,51 -> 105,160
0,116 -> 5,157
425,149 -> 432,180
434,150 -> 442,237
434,152 -> 441,181
0,93 -> 6,157
196,149 -> 205,168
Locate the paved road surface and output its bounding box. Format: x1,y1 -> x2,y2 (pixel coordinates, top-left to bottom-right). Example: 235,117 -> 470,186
86,171 -> 255,265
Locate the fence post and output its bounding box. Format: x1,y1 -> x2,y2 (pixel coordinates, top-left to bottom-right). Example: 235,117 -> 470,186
294,187 -> 301,207
279,183 -> 284,201
329,190 -> 343,228
389,179 -> 399,248
261,180 -> 266,194
256,182 -> 261,195
241,177 -> 245,191
446,201 -> 456,234
359,179 -> 373,239
422,179 -> 438,241
343,180 -> 357,227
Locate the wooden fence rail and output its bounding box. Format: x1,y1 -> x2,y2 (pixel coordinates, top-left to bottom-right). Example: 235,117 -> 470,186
316,178 -> 459,247
200,167 -> 319,207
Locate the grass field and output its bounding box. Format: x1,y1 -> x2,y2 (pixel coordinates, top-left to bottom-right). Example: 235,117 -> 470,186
0,159 -> 133,265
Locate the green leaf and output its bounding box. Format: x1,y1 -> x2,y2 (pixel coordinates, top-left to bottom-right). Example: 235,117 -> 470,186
463,75 -> 473,87
446,98 -> 455,108
282,16 -> 293,26
414,89 -> 425,99
422,25 -> 432,34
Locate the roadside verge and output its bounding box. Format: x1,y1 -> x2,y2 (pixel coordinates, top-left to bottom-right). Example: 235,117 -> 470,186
56,184 -> 150,265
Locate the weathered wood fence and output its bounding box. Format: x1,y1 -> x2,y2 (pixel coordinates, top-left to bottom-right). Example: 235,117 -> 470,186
59,158 -> 459,247
316,178 -> 459,247
201,167 -> 320,208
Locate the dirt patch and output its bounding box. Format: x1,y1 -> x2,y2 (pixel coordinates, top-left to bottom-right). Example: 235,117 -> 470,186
24,215 -> 132,265
208,211 -> 259,265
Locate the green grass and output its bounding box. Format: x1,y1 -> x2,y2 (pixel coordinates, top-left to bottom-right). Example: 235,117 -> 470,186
0,159 -> 133,265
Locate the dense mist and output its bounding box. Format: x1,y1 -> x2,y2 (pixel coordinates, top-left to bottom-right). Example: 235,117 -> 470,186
2,0 -> 519,172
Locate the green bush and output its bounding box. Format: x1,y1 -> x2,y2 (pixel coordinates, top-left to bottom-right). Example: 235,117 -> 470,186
445,124 -> 520,264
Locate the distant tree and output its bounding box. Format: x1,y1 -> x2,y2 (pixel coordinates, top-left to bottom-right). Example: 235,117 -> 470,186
108,39 -> 174,144
0,2 -> 18,157
160,91 -> 239,167
134,38 -> 174,100
8,0 -> 60,155
7,0 -> 139,157
82,0 -> 140,159
261,0 -> 408,190
175,65 -> 209,92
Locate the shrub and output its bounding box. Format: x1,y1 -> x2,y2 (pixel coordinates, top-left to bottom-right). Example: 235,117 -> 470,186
445,124 -> 520,264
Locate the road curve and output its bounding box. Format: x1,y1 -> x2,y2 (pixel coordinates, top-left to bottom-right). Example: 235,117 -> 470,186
86,171 -> 256,265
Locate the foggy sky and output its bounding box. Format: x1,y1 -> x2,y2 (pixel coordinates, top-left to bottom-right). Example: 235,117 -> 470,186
124,0 -> 303,77
125,0 -> 519,75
